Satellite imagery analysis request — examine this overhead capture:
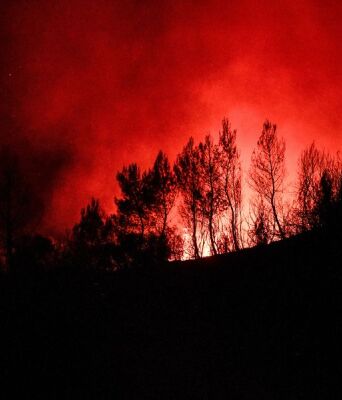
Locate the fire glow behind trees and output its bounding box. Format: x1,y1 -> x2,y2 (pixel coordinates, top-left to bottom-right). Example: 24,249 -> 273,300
0,0 -> 341,234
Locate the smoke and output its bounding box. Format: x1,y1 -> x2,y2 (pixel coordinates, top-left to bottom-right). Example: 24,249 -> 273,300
0,0 -> 341,234
0,118 -> 74,236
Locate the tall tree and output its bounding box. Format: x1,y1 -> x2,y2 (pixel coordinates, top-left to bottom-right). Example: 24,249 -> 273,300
219,119 -> 242,251
115,158 -> 177,265
295,143 -> 342,232
115,163 -> 153,238
249,120 -> 286,240
198,135 -> 221,255
150,151 -> 176,237
174,138 -> 203,259
295,142 -> 325,231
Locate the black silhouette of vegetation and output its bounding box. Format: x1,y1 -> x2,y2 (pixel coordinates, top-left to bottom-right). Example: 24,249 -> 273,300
1,117 -> 342,270
1,117 -> 342,398
249,120 -> 287,240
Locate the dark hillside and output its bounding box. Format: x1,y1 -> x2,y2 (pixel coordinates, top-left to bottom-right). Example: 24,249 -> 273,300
1,233 -> 342,399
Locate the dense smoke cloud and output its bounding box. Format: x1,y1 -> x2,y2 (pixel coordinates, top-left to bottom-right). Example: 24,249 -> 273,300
0,0 -> 341,234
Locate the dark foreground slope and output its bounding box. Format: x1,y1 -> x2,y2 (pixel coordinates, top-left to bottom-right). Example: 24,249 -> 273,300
1,233 -> 342,399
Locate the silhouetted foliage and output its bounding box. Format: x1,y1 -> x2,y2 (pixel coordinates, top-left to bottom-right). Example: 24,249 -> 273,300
165,226 -> 185,260
71,198 -> 117,270
2,116 -> 342,269
115,155 -> 178,266
249,120 -> 287,241
198,135 -> 221,255
295,142 -> 325,231
13,234 -> 55,273
311,169 -> 342,239
175,121 -> 244,257
115,164 -> 152,238
2,118 -> 342,400
74,198 -> 105,245
248,197 -> 272,246
150,151 -> 177,237
317,170 -> 333,229
3,214 -> 342,399
219,119 -> 243,251
174,138 -> 204,258
3,114 -> 342,399
294,143 -> 342,235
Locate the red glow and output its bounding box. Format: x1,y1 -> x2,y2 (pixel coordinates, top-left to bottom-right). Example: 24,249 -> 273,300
1,0 -> 341,234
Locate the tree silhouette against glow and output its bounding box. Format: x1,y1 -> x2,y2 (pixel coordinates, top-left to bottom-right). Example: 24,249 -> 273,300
219,119 -> 242,251
198,135 -> 221,255
249,120 -> 286,240
150,151 -> 176,238
174,138 -> 203,259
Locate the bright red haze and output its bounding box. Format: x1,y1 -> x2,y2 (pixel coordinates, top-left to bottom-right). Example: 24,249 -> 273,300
1,0 -> 341,235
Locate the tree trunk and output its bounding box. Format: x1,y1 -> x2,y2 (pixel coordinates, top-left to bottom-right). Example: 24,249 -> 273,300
192,205 -> 200,259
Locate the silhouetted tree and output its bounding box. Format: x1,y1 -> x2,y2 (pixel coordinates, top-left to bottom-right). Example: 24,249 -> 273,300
219,119 -> 242,251
317,170 -> 334,230
115,164 -> 154,238
249,121 -> 286,240
150,151 -> 177,237
248,197 -> 272,246
294,143 -> 342,233
73,198 -> 109,246
312,168 -> 342,236
174,138 -> 203,259
165,226 -> 185,260
72,198 -> 116,270
115,157 -> 176,266
295,142 -> 325,231
198,135 -> 221,255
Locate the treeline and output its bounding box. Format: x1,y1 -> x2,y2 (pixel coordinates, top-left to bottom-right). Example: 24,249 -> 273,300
1,118 -> 342,272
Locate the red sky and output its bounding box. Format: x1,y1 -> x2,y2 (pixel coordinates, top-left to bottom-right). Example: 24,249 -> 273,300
1,0 -> 341,234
